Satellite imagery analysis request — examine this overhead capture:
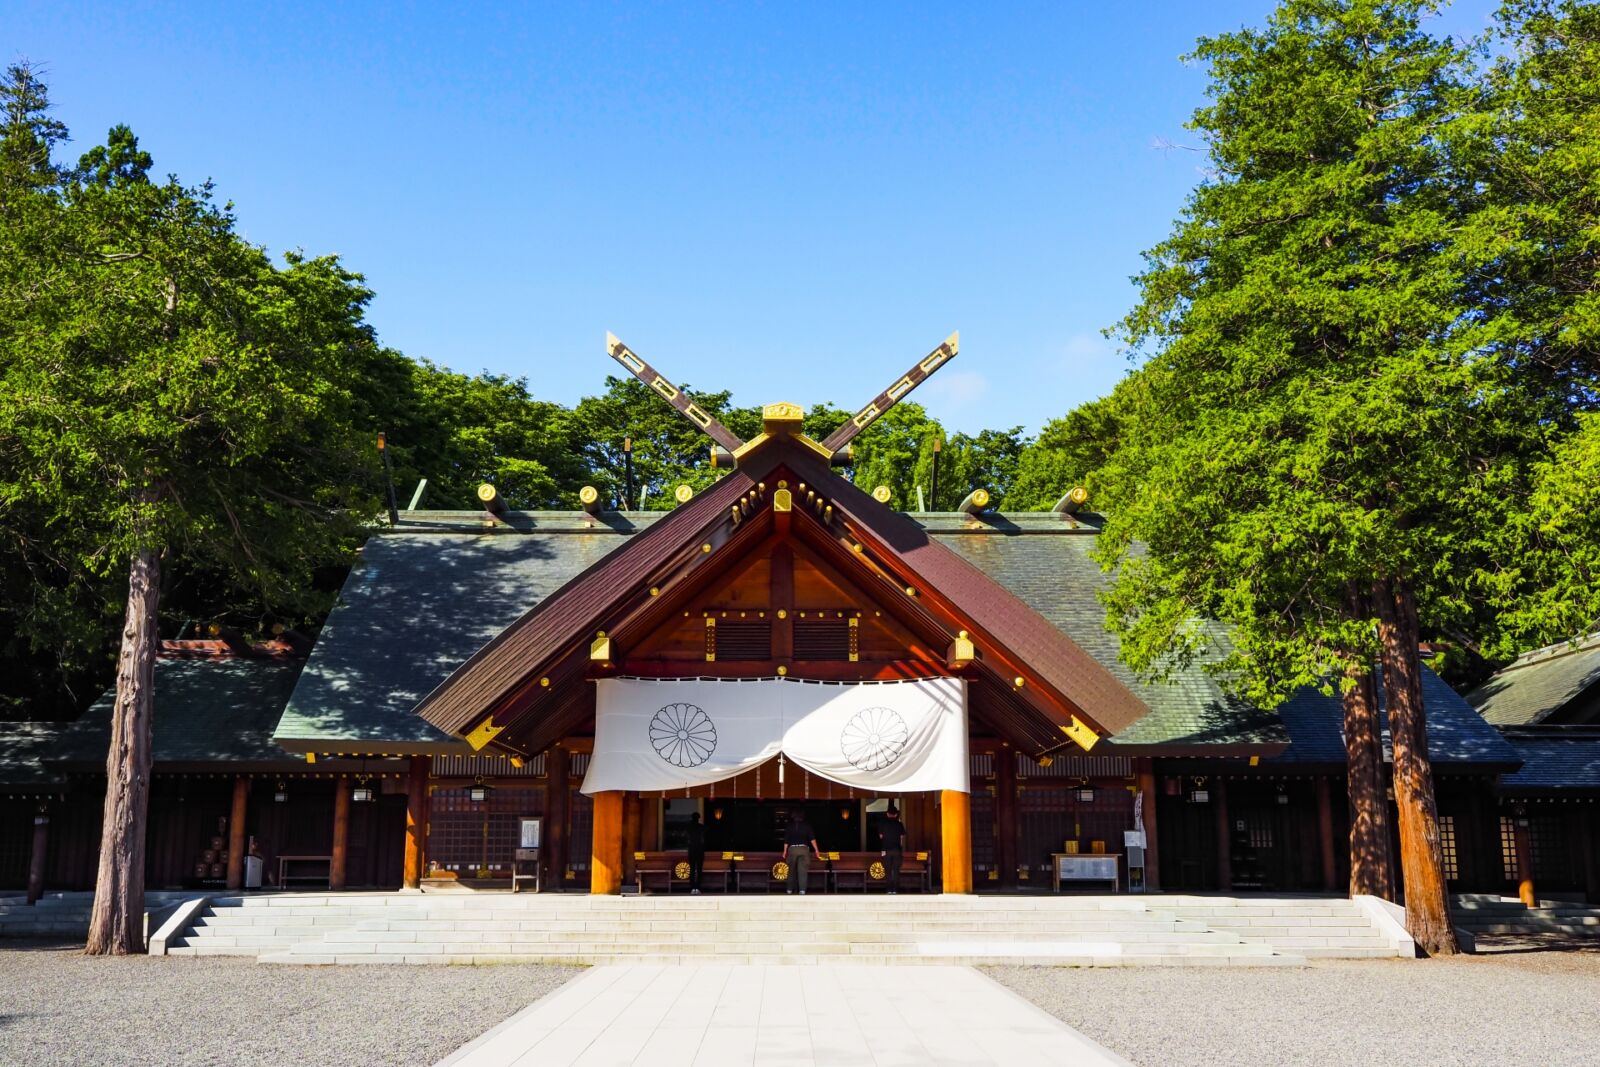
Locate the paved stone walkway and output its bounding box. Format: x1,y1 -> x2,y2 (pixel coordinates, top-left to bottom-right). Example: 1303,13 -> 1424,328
434,963 -> 1129,1066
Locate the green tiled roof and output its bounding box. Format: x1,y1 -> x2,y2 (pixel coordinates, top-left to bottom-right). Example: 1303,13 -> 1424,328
930,517 -> 1285,750
273,511 -> 665,750
1466,633 -> 1600,726
0,656 -> 305,785
1501,728 -> 1600,792
929,514 -> 1516,766
0,721 -> 67,787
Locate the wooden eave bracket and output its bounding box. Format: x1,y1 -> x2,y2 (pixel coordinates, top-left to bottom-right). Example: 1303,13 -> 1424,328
465,717 -> 505,752
1061,716 -> 1100,752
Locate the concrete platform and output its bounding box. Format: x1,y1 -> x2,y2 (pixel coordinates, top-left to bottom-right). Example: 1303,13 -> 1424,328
433,964 -> 1132,1067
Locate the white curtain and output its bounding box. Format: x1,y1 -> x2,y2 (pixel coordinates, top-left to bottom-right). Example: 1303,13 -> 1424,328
580,676 -> 968,795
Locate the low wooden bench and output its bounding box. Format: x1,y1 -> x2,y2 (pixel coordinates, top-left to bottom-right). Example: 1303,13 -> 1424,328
730,852 -> 787,893
830,851 -> 932,892
633,851 -> 731,894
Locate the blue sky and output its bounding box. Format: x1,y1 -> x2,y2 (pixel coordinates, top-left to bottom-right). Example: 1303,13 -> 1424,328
10,1 -> 1500,435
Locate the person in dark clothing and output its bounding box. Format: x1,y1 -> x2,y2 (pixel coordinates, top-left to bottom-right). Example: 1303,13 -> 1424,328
879,806 -> 906,893
686,811 -> 706,895
783,813 -> 820,894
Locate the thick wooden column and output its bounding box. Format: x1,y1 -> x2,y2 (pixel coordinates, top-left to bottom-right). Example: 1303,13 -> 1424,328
546,746 -> 569,889
1315,777 -> 1338,892
1513,813 -> 1536,907
26,810 -> 49,905
590,790 -> 624,894
622,792 -> 642,886
1213,780 -> 1232,892
1136,764 -> 1161,891
940,789 -> 973,894
225,776 -> 249,890
330,781 -> 351,891
995,746 -> 1017,888
404,754 -> 431,890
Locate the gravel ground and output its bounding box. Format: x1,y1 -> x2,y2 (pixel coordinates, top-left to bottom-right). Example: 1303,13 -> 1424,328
0,941 -> 579,1067
987,948 -> 1600,1067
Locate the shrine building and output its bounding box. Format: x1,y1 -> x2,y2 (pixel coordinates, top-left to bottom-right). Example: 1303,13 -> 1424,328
2,335 -> 1597,905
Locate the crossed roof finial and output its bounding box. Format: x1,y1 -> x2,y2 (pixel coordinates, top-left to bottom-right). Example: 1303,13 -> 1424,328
604,331 -> 960,463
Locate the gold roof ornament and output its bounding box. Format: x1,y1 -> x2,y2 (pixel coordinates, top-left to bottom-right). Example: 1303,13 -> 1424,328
872,485 -> 893,504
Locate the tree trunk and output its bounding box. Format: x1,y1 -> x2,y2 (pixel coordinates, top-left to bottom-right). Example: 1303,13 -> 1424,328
85,548 -> 161,955
1374,577 -> 1459,956
1343,664 -> 1393,899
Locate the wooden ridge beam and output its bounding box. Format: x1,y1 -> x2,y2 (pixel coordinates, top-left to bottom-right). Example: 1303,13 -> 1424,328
606,333 -> 746,454
821,333 -> 959,455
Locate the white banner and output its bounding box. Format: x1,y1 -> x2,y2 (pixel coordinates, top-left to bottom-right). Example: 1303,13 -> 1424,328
580,676 -> 968,795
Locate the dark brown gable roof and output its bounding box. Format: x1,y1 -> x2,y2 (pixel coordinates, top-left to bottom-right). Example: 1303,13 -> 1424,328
414,459 -> 762,736
416,435 -> 1149,751
782,447 -> 1149,737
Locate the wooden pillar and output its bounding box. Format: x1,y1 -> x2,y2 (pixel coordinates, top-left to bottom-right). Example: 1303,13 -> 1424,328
1214,779 -> 1232,892
330,781 -> 351,891
1580,807 -> 1600,906
225,776 -> 249,890
25,810 -> 49,905
546,746 -> 569,889
622,792 -> 642,886
404,754 -> 431,889
1513,812 -> 1536,907
941,789 -> 973,894
1315,777 -> 1338,892
1137,764 -> 1161,891
590,789 -> 624,894
995,746 -> 1017,888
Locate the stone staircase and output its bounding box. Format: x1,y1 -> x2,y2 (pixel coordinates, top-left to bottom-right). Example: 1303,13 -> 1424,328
0,890 -> 195,939
153,892 -> 1414,967
1452,894 -> 1600,945
1162,896 -> 1413,958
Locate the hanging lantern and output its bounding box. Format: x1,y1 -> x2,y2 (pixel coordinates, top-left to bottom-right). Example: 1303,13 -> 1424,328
1076,784 -> 1096,803
273,781 -> 288,803
469,776 -> 489,803
352,775 -> 374,803
1189,777 -> 1210,803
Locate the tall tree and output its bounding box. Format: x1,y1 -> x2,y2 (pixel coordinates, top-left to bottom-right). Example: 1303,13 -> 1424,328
0,115 -> 380,951
1473,0 -> 1600,654
1098,0 -> 1516,953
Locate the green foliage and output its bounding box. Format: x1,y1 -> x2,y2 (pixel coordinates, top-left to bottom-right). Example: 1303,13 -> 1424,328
349,349 -> 583,511
1468,0 -> 1600,656
0,86 -> 382,714
1008,392 -> 1124,510
1095,0 -> 1510,706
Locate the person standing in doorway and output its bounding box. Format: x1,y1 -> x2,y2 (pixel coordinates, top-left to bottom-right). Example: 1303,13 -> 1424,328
686,811 -> 706,895
879,806 -> 906,893
783,812 -> 820,894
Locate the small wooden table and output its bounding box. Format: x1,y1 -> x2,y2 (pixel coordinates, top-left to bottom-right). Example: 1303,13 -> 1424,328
278,855 -> 332,888
1051,853 -> 1121,893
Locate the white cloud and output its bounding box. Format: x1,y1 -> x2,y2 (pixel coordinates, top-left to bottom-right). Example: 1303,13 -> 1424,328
920,370 -> 990,411
1061,332 -> 1114,367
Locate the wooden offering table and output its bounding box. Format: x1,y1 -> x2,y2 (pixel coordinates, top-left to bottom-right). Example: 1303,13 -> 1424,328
1051,852 -> 1121,893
